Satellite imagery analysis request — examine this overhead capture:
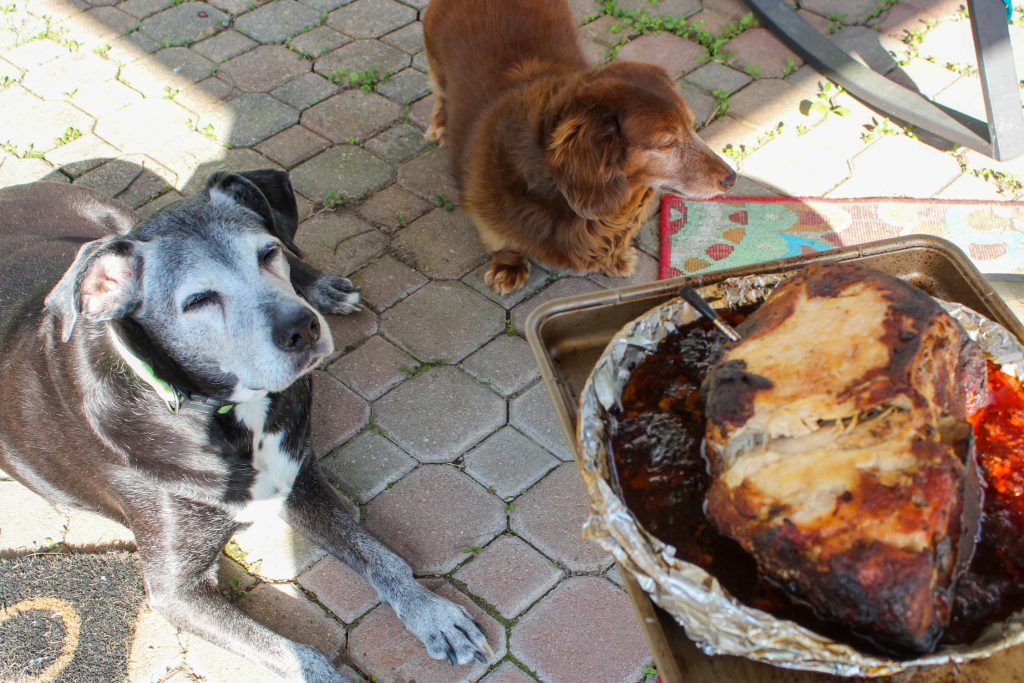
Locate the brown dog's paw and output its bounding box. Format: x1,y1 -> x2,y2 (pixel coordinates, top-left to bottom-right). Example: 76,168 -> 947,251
485,260 -> 530,294
425,100 -> 448,146
602,247 -> 638,278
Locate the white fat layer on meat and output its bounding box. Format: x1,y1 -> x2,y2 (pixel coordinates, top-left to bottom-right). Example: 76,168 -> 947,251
232,396 -> 300,524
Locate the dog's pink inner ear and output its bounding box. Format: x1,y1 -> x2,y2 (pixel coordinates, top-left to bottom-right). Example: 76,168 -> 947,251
80,253 -> 136,316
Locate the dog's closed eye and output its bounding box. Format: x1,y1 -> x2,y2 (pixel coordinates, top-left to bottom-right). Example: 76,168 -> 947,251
258,244 -> 281,268
182,291 -> 220,312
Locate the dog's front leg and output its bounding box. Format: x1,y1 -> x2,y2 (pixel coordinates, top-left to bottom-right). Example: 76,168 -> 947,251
127,497 -> 355,683
283,464 -> 492,665
287,254 -> 361,315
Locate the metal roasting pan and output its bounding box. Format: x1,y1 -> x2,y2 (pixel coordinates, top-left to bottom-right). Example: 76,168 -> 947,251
524,236 -> 1024,683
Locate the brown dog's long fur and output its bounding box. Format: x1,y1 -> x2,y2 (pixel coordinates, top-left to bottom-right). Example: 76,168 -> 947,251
423,0 -> 737,293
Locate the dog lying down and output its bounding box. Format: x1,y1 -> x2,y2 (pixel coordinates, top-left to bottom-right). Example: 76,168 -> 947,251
0,171 -> 491,682
423,0 -> 736,293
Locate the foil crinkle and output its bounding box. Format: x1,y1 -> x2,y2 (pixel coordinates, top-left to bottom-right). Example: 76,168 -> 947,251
576,274 -> 1024,678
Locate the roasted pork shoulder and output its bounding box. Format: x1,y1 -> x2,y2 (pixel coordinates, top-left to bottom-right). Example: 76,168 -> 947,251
702,262 -> 986,654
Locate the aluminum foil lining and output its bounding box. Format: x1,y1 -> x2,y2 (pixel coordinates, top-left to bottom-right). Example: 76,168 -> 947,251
577,273 -> 1024,678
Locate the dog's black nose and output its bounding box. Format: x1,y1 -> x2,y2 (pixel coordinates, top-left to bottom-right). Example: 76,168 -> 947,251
720,169 -> 738,190
273,309 -> 321,353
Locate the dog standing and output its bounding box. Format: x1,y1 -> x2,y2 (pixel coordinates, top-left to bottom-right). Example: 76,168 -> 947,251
0,171 -> 490,682
423,0 -> 737,293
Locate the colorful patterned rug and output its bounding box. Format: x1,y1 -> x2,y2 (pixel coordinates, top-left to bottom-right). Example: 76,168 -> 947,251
659,196 -> 1024,278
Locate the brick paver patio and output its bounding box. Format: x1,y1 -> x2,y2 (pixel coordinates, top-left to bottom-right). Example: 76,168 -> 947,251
2,0 -> 1023,681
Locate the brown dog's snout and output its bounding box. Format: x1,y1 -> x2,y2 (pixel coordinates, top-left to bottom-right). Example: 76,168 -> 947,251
720,168 -> 737,191
273,308 -> 321,353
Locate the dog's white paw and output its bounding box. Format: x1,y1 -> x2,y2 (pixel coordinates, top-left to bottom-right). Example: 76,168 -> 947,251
399,588 -> 493,666
307,275 -> 361,315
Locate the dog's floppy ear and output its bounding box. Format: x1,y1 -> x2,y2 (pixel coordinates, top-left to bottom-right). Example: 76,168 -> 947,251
45,236 -> 142,342
545,106 -> 629,220
205,170 -> 302,257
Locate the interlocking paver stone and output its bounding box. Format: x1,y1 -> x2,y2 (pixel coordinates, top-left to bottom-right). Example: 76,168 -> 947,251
509,381 -> 573,461
326,0 -> 416,39
397,146 -> 457,201
298,556 -> 380,623
724,28 -> 803,79
312,371 -> 370,455
219,45 -> 310,92
375,67 -> 428,103
510,276 -> 602,336
45,135 -> 121,177
68,78 -> 143,117
181,630 -> 289,683
455,534 -> 562,619
76,156 -> 148,197
0,481 -> 69,553
127,608 -> 186,683
382,280 -> 504,362
349,254 -> 428,311
243,583 -> 347,660
616,32 -> 704,79
323,307 -> 378,361
356,182 -> 431,230
365,467 -> 505,573
93,97 -> 190,152
801,0 -> 878,24
211,92 -> 299,147
139,3 -> 228,45
153,46 -> 217,83
235,0 -> 322,43
255,124 -> 329,168
20,50 -> 117,99
481,661 -> 537,683
321,430 -> 417,502
287,25 -> 349,58
302,89 -> 401,143
2,88 -> 95,153
290,145 -> 394,202
374,366 -> 505,463
314,39 -> 410,80
464,427 -> 558,500
391,208 -> 485,279
739,114 -> 859,196
461,335 -> 541,397
721,76 -> 810,133
833,131 -> 963,198
297,211 -> 386,275
329,334 -> 416,399
364,123 -> 432,165
511,462 -> 612,572
192,28 -> 257,62
685,61 -> 752,95
616,0 -> 701,16
120,0 -> 170,18
511,577 -> 650,683
348,582 -> 505,682
270,71 -> 339,111
381,21 -> 423,54
231,514 -> 326,580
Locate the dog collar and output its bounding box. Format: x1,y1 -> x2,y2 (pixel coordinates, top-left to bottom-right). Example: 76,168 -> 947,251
109,331 -> 234,416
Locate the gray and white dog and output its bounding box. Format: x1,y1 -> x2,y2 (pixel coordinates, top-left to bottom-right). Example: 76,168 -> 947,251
0,170 -> 490,682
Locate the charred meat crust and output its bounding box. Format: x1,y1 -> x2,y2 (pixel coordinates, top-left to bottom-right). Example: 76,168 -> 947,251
702,262 -> 986,655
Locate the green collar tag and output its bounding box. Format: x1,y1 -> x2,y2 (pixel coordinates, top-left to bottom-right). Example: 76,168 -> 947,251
109,331 -> 230,415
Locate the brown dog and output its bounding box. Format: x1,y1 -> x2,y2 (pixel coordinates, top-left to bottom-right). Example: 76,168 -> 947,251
422,0 -> 737,293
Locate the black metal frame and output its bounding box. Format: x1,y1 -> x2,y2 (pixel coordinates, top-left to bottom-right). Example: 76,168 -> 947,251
745,0 -> 1024,160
